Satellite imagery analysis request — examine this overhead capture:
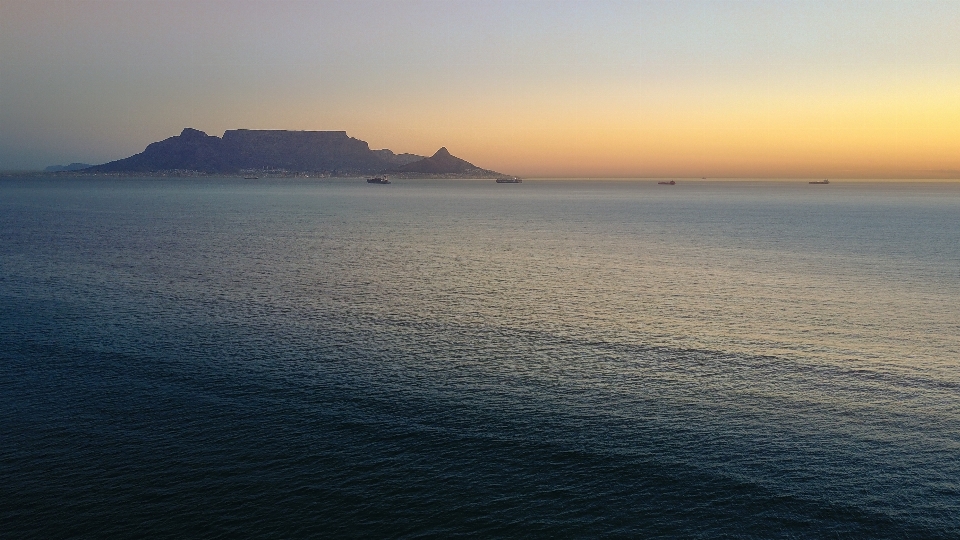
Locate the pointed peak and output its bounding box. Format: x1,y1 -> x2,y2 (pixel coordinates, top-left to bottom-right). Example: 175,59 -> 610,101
432,147 -> 451,158
180,128 -> 207,138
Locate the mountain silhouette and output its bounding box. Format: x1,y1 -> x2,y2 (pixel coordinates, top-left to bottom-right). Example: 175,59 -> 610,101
86,128 -> 417,175
83,129 -> 506,176
44,162 -> 94,172
389,147 -> 502,176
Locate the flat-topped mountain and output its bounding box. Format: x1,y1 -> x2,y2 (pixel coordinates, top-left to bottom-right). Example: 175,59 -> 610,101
86,128 -> 417,175
84,128 -> 504,177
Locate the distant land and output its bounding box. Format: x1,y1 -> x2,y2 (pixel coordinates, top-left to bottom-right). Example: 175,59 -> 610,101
44,163 -> 93,172
390,147 -> 494,176
76,128 -> 507,178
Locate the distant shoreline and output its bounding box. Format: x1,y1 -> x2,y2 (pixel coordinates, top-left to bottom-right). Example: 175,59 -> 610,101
0,171 -> 509,180
2,171 -> 958,183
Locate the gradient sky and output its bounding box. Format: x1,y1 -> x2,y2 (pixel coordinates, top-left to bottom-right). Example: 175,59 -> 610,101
1,0 -> 959,177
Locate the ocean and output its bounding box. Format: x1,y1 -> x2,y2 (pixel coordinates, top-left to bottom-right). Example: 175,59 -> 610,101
2,177 -> 958,537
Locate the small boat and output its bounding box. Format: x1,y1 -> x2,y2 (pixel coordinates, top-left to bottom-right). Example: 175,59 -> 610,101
496,177 -> 522,183
809,179 -> 830,184
658,180 -> 676,185
367,176 -> 391,184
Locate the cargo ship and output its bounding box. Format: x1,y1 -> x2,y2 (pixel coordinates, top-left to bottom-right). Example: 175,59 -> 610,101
809,179 -> 830,184
496,177 -> 522,183
367,176 -> 390,184
658,180 -> 676,185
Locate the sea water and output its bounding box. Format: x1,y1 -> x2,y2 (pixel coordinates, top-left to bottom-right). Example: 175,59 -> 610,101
2,177 -> 958,537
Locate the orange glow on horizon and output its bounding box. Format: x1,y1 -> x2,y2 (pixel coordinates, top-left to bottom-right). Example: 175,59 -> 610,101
3,0 -> 959,178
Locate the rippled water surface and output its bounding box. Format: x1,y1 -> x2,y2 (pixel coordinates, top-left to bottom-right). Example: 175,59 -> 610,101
2,177 -> 959,537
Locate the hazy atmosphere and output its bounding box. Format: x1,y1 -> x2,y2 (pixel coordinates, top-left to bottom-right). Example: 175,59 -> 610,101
5,3 -> 960,537
2,0 -> 959,177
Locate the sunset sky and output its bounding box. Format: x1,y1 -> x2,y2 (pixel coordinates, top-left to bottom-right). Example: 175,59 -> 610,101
2,0 -> 959,177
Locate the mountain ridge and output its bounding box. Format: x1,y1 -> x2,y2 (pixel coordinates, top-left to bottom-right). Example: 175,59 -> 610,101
387,147 -> 502,177
84,129 -> 506,177
45,162 -> 94,172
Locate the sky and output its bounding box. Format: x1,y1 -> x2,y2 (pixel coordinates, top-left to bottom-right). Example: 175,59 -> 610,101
1,0 -> 959,178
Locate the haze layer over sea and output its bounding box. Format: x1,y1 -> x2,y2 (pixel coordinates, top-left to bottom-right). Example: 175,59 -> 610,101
2,177 -> 958,538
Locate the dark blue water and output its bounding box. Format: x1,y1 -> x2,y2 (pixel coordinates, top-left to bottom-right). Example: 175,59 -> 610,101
2,177 -> 959,537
